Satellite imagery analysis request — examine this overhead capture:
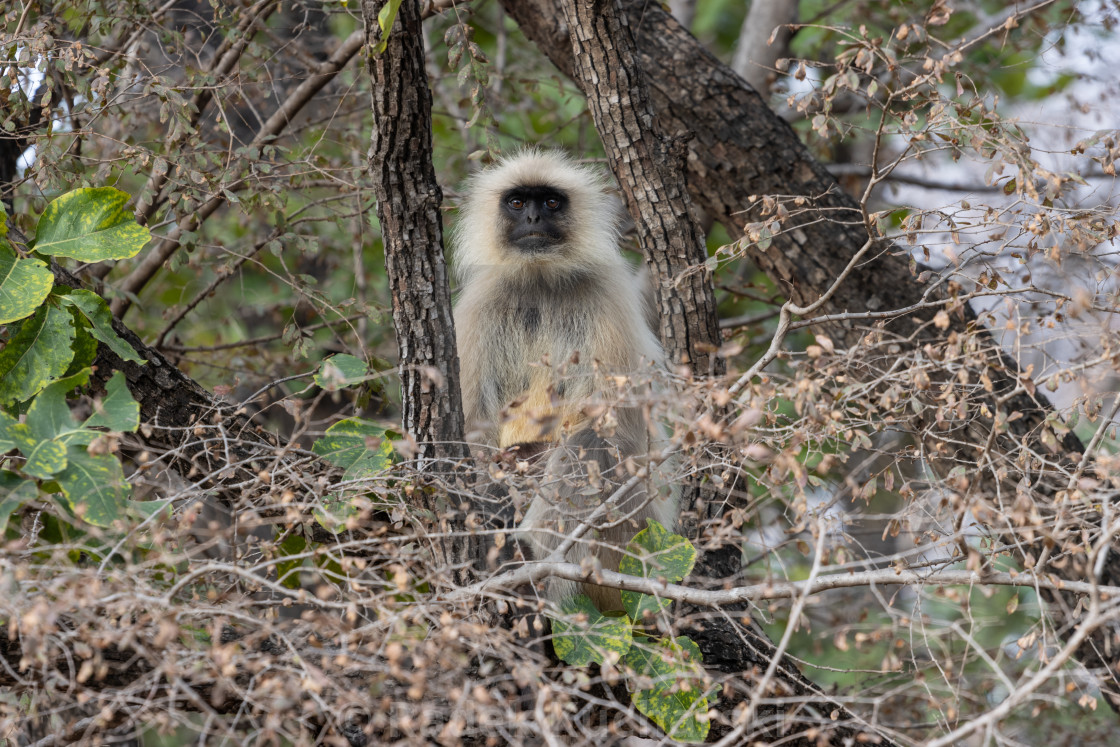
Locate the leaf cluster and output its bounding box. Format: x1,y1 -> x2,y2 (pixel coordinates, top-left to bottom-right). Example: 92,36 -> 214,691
1,189 -> 147,528
550,520 -> 712,742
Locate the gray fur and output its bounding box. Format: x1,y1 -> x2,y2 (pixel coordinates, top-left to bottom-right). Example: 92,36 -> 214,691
452,150 -> 679,610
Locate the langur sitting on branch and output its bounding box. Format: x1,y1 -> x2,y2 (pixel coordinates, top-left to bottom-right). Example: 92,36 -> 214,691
451,149 -> 678,610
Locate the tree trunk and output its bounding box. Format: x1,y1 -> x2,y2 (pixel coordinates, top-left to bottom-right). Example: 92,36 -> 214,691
730,0 -> 799,94
558,0 -> 722,378
363,0 -> 478,580
500,0 -> 1120,715
499,0 -> 880,340
547,2 -> 893,744
362,0 -> 466,467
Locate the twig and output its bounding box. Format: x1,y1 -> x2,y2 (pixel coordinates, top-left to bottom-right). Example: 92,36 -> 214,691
728,234 -> 877,399
110,27 -> 365,318
152,229 -> 280,347
925,602 -> 1120,747
449,552 -> 1120,609
160,314 -> 366,353
715,518 -> 828,746
111,0 -> 467,316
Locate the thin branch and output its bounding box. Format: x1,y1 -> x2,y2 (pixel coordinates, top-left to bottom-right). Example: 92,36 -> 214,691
451,557 -> 1120,609
159,314 -> 366,353
825,162 -> 1116,192
110,0 -> 464,318
731,516 -> 829,741
110,28 -> 365,318
130,0 -> 281,228
925,602 -> 1120,747
152,229 -> 280,347
728,234 -> 877,399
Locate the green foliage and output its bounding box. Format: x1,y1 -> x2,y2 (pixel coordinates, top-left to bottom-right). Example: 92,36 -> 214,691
0,188 -> 148,529
82,370 -> 142,432
371,0 -> 404,54
128,497 -> 172,520
0,304 -> 76,404
54,444 -> 132,527
620,519 -> 697,620
0,471 -> 34,533
0,188 -> 146,404
0,245 -> 53,324
313,353 -> 369,391
32,187 -> 151,262
311,418 -> 396,531
57,289 -> 147,364
314,492 -> 361,532
551,594 -> 634,667
312,418 -> 394,480
549,520 -> 709,742
0,370 -> 138,527
275,534 -> 309,590
624,636 -> 711,743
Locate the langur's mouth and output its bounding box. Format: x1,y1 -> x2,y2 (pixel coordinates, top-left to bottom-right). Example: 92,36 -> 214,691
512,232 -> 564,253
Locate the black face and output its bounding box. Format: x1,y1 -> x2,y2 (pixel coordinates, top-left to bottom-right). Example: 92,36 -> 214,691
500,185 -> 569,254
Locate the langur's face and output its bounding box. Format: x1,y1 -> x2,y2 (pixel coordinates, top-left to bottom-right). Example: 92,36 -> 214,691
499,185 -> 570,255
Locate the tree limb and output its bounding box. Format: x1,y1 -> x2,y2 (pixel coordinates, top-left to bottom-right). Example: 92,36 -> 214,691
499,0 -> 1120,716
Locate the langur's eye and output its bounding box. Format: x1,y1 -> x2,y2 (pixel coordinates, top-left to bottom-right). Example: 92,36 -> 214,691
545,198 -> 560,210
508,197 -> 524,209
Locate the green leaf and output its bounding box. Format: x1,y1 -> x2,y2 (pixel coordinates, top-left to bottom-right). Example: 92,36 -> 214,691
550,594 -> 633,666
0,470 -> 37,532
22,439 -> 67,479
128,498 -> 172,519
64,311 -> 100,377
372,0 -> 404,53
312,418 -> 393,479
83,371 -> 139,432
33,187 -> 150,261
0,305 -> 76,404
58,289 -> 146,363
54,445 -> 129,527
0,410 -> 26,453
313,354 -> 369,391
619,519 -> 697,621
26,369 -> 90,442
0,244 -> 53,324
275,534 -> 307,589
0,498 -> 23,533
625,635 -> 711,743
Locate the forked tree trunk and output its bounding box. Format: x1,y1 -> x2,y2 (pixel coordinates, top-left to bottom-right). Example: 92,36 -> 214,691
502,0 -> 1120,715
552,2 -> 893,744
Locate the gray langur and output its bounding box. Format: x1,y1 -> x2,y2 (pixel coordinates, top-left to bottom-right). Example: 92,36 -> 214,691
451,150 -> 678,611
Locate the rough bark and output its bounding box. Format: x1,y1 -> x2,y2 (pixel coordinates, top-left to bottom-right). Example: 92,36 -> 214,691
544,3 -> 890,744
500,0 -> 1120,716
362,0 -> 484,587
363,0 -> 466,467
500,0 -> 897,342
558,0 -> 722,377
